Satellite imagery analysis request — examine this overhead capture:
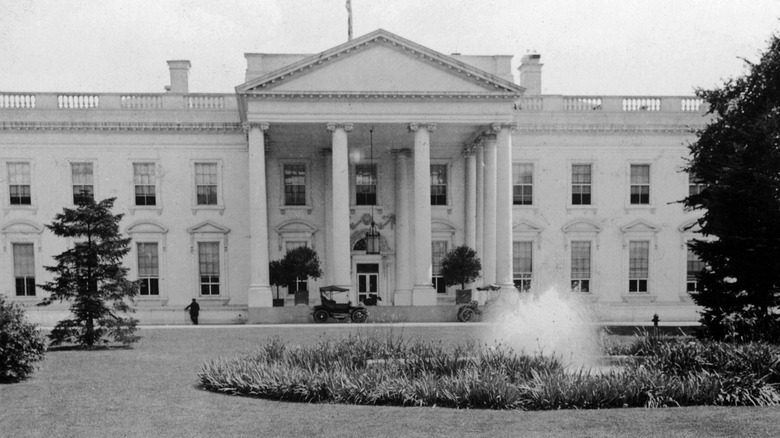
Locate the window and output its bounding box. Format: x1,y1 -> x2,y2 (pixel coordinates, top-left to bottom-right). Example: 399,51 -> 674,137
137,243 -> 159,295
355,164 -> 377,206
430,165 -> 447,205
513,163 -> 533,205
687,248 -> 705,293
571,164 -> 592,205
195,163 -> 218,205
71,162 -> 94,203
7,162 -> 31,205
13,243 -> 35,296
630,165 -> 650,205
629,241 -> 649,292
133,163 -> 156,206
431,241 -> 448,293
198,242 -> 220,295
689,175 -> 705,197
283,164 -> 306,206
571,241 -> 591,292
513,241 -> 533,291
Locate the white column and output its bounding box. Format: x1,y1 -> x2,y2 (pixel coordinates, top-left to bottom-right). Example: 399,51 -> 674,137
327,123 -> 353,291
464,148 -> 477,250
321,148 -> 333,287
409,122 -> 437,306
482,131 -> 497,285
475,141 -> 484,276
496,123 -> 517,292
246,122 -> 273,307
393,148 -> 413,305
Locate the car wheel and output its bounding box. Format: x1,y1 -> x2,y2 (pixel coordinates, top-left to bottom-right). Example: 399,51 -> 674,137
313,310 -> 329,323
351,309 -> 367,323
458,307 -> 475,322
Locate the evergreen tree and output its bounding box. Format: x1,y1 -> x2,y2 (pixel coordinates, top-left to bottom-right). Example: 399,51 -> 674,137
38,196 -> 139,347
683,34 -> 780,341
439,245 -> 482,291
281,246 -> 323,288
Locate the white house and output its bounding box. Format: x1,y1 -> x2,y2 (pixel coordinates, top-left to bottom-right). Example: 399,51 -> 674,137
0,29 -> 708,324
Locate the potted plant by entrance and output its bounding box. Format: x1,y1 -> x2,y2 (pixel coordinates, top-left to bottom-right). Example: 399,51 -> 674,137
439,245 -> 482,304
281,246 -> 323,306
269,260 -> 286,307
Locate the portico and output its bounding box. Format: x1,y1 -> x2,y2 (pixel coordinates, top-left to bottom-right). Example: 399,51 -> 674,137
236,29 -> 522,309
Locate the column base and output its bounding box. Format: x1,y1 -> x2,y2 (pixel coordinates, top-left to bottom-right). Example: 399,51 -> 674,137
248,284 -> 273,308
393,289 -> 412,306
412,285 -> 437,306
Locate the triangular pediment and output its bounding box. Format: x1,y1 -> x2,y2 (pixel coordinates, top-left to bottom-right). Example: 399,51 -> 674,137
620,219 -> 660,234
513,219 -> 544,234
237,29 -> 523,96
186,221 -> 230,235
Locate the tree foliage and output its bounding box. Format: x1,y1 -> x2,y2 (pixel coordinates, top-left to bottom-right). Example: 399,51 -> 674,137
0,295 -> 46,382
269,246 -> 323,294
683,34 -> 780,341
439,245 -> 482,291
38,196 -> 140,347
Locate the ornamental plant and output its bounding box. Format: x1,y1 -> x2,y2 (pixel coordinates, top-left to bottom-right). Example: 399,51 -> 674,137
439,245 -> 482,291
0,295 -> 46,383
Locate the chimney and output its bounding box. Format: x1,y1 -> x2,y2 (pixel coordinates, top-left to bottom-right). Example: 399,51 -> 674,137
518,53 -> 542,95
165,60 -> 191,93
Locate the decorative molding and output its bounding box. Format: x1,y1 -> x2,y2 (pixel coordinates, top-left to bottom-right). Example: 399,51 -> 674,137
349,213 -> 395,230
241,122 -> 270,133
0,121 -> 242,132
326,122 -> 354,133
513,123 -> 704,134
242,91 -> 521,100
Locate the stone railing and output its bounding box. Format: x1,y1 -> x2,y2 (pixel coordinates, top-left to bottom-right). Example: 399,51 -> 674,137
515,95 -> 706,113
0,92 -> 238,111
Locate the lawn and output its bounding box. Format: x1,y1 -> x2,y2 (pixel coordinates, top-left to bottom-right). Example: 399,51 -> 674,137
1,324 -> 779,438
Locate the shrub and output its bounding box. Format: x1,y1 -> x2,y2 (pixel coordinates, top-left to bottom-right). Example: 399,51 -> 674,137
0,296 -> 46,383
198,332 -> 780,410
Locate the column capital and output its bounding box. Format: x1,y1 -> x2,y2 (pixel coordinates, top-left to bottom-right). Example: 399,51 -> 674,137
326,122 -> 353,133
408,122 -> 437,133
242,122 -> 270,133
463,143 -> 478,156
490,122 -> 517,133
391,148 -> 412,158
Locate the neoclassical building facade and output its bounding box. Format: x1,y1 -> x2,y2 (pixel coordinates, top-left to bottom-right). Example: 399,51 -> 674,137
0,30 -> 708,324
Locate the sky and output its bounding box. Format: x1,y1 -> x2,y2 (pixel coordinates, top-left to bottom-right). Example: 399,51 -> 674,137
0,0 -> 778,95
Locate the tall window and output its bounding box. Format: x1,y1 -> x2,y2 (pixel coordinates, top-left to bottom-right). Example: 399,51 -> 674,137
13,243 -> 35,296
513,241 -> 533,291
7,162 -> 31,205
689,175 -> 705,197
133,163 -> 156,206
629,241 -> 649,292
513,163 -> 533,205
71,162 -> 94,203
687,248 -> 705,293
630,164 -> 650,205
195,163 -> 218,205
571,164 -> 592,205
283,164 -> 306,206
355,164 -> 377,206
137,243 -> 159,296
198,242 -> 220,295
571,241 -> 591,292
431,241 -> 448,293
430,165 -> 447,205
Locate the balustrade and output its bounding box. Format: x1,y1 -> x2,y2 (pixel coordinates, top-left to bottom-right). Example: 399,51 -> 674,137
0,93 -> 36,109
186,95 -> 225,109
121,94 -> 162,109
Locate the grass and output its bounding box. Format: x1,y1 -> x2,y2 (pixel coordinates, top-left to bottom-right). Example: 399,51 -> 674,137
1,324 -> 779,438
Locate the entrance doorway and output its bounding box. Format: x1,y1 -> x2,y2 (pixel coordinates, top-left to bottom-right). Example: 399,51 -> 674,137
356,263 -> 379,305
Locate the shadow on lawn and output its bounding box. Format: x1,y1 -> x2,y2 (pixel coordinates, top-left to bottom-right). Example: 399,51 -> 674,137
46,344 -> 135,352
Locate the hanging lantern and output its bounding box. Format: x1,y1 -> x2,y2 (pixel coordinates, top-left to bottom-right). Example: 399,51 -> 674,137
365,221 -> 381,255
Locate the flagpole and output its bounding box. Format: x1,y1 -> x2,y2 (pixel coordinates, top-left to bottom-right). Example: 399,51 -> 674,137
346,0 -> 353,41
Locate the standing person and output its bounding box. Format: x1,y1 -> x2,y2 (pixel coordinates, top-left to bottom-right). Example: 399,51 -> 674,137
184,298 -> 200,325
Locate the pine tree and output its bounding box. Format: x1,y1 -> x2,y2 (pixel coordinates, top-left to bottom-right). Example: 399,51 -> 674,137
683,34 -> 780,341
38,196 -> 139,347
